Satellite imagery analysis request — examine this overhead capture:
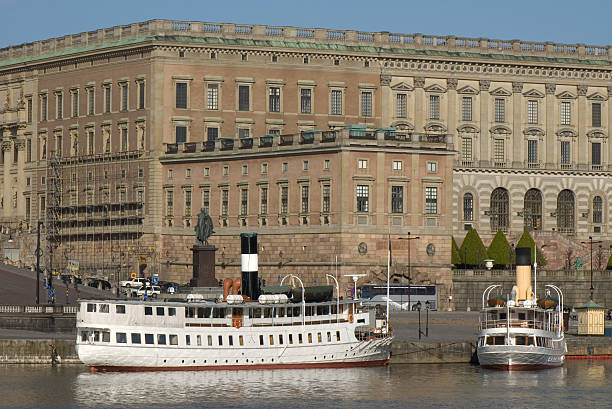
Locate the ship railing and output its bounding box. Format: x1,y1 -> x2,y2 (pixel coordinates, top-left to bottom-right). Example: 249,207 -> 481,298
479,318 -> 550,331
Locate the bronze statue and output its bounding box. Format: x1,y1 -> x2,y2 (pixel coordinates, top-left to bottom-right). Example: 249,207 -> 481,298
195,208 -> 214,246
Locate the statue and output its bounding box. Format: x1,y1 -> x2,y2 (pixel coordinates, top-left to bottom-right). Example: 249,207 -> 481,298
195,208 -> 214,246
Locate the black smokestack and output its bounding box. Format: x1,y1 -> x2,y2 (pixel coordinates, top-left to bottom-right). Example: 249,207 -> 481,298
240,233 -> 259,300
515,247 -> 531,266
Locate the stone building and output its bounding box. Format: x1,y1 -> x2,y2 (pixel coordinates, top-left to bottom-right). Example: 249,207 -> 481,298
0,20 -> 610,300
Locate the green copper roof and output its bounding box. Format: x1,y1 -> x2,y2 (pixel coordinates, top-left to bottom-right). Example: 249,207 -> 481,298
574,300 -> 607,310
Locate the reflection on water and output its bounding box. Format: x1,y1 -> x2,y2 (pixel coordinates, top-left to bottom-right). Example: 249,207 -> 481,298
1,361 -> 611,409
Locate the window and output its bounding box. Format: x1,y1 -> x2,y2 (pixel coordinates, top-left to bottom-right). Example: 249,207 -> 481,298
282,162 -> 288,173
324,159 -> 330,170
223,166 -> 228,176
557,189 -> 575,233
116,305 -> 126,314
104,85 -> 111,113
166,190 -> 173,217
41,94 -> 47,121
269,87 -> 280,112
303,160 -> 309,171
207,83 -> 219,110
240,188 -> 248,216
322,184 -> 331,213
169,335 -> 178,345
138,81 -> 145,109
356,185 -> 369,212
493,139 -> 505,164
185,190 -> 192,217
238,85 -> 250,111
260,187 -> 268,214
238,128 -> 250,139
207,127 -> 218,141
300,89 -> 312,114
560,101 -> 571,125
186,168 -> 191,178
463,193 -> 473,221
396,94 -> 407,118
361,91 -> 372,117
116,333 -> 127,343
72,90 -> 78,117
592,103 -> 602,127
185,335 -> 191,345
261,163 -> 268,174
204,167 -> 210,177
87,303 -> 96,312
462,97 -> 472,121
87,88 -> 95,115
175,126 -> 187,143
427,162 -> 437,173
524,189 -> 542,230
280,186 -> 288,214
27,97 -> 32,123
461,138 -> 472,161
527,140 -> 538,164
331,90 -> 342,115
593,196 -> 603,224
241,53 -> 248,61
145,334 -> 154,344
121,128 -> 128,151
561,141 -> 571,164
56,134 -> 62,157
157,334 -> 166,345
176,82 -> 188,109
494,98 -> 505,122
26,139 -> 32,162
56,92 -> 63,119
303,57 -> 309,64
301,185 -> 309,213
131,333 -> 141,344
429,95 -> 439,120
121,83 -> 128,111
242,164 -> 248,175
592,142 -> 601,165
490,188 -> 509,232
202,189 -> 210,214
527,100 -> 538,124
391,186 -> 403,213
425,187 -> 438,214
358,159 -> 368,169
221,189 -> 229,216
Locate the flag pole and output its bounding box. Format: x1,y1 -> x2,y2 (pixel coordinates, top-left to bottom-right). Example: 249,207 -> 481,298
386,224 -> 391,333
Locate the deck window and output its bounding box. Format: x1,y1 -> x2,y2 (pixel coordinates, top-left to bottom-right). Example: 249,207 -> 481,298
92,331 -> 100,342
515,336 -> 527,345
336,331 -> 341,341
289,334 -> 293,344
81,332 -> 87,342
99,304 -> 109,313
168,308 -> 176,316
87,303 -> 96,312
207,335 -> 212,346
145,307 -> 153,316
269,335 -> 274,345
308,333 -> 313,344
259,335 -> 264,346
145,334 -> 154,344
229,335 -> 233,346
317,332 -> 322,343
169,335 -> 178,345
279,334 -> 284,345
102,331 -> 110,342
116,333 -> 127,343
327,332 -> 331,342
186,335 -> 191,346
298,334 -> 303,344
156,307 -> 165,316
157,334 -> 166,345
197,335 -> 202,346
239,336 -> 244,346
116,305 -> 126,314
131,333 -> 141,344
218,335 -> 223,346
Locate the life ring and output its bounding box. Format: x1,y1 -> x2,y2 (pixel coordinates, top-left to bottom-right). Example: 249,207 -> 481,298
348,314 -> 354,323
232,318 -> 242,329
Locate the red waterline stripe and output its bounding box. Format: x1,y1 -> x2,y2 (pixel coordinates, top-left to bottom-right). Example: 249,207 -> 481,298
90,359 -> 390,372
566,355 -> 612,360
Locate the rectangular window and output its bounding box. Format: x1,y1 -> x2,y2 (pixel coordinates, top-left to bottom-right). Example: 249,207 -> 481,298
425,187 -> 438,214
131,333 -> 141,344
592,142 -> 601,165
427,162 -> 437,173
300,88 -> 312,114
121,83 -> 128,111
56,93 -> 63,119
169,335 -> 178,345
121,128 -> 128,151
238,85 -> 250,111
176,82 -> 188,109
166,190 -> 174,217
527,140 -> 538,164
281,186 -> 288,214
322,184 -> 331,213
527,100 -> 538,124
561,141 -> 570,164
358,159 -> 368,169
462,97 -> 472,121
391,186 -> 403,213
392,160 -> 402,171
260,187 -> 268,215
138,81 -> 145,109
462,138 -> 472,161
41,94 -> 47,121
221,189 -> 229,216
396,93 -> 407,118
205,127 -> 218,141
207,83 -> 219,110
560,101 -> 571,125
429,95 -> 440,120
157,334 -> 166,345
88,88 -> 95,115
238,128 -> 250,139
88,131 -> 94,154
104,86 -> 111,113
26,139 -> 32,162
175,126 -> 187,143
301,185 -> 309,213
27,98 -> 32,123
202,189 -> 210,214
86,303 -> 96,312
185,335 -> 191,345
116,333 -> 127,343
185,190 -> 192,217
240,188 -> 248,216
145,334 -> 154,344
116,305 -> 126,314
494,98 -> 505,123
269,87 -> 280,112
356,185 -> 369,212
56,135 -> 62,157
494,139 -> 504,163
331,90 -> 342,115
361,91 -> 372,117
592,103 -> 602,127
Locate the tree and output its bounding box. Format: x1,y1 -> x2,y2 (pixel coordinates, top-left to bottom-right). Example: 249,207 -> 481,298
487,229 -> 510,268
606,251 -> 612,271
516,229 -> 547,266
459,228 -> 487,268
451,237 -> 461,266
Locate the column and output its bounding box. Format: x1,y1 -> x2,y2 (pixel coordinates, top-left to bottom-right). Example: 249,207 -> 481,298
380,74 -> 392,127
2,138 -> 11,218
446,78 -> 458,152
15,134 -> 26,218
479,80 -> 490,167
512,82 -> 523,168
577,85 -> 588,170
414,76 -> 425,132
545,83 -> 556,169
608,86 -> 612,171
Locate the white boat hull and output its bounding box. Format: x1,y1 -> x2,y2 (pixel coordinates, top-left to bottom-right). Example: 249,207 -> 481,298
477,344 -> 565,370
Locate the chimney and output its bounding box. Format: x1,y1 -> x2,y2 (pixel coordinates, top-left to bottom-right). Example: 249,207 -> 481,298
240,233 -> 259,300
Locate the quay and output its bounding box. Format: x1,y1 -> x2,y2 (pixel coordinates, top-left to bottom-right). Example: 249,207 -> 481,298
1,311 -> 612,365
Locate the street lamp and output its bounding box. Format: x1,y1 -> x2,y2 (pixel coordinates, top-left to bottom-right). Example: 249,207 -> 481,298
399,233 -> 420,310
581,236 -> 602,301
35,221 -> 43,305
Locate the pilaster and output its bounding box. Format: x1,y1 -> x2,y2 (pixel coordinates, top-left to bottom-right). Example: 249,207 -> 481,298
512,81 -> 523,168
479,80 -> 490,167
545,83 -> 556,169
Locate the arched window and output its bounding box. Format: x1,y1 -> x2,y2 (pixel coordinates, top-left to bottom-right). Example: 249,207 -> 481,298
490,188 -> 509,232
593,196 -> 603,224
557,189 -> 575,234
463,193 -> 473,221
524,189 -> 542,231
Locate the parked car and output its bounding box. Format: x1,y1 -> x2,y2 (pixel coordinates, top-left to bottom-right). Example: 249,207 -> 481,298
119,277 -> 150,288
131,285 -> 161,298
159,281 -> 181,293
87,279 -> 112,290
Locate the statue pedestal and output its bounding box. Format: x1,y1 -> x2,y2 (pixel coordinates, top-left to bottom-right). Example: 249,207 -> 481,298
190,245 -> 218,287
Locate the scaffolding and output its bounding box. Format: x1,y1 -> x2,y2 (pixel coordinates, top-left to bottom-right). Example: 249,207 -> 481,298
45,149 -> 146,286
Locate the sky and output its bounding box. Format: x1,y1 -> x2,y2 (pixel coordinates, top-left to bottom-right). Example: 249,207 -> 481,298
0,0 -> 610,49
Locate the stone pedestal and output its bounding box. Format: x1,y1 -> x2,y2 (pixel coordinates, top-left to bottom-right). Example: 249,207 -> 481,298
190,245 -> 218,287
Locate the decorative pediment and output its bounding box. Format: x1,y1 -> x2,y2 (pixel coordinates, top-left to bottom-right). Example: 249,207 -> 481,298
587,92 -> 607,101
424,84 -> 447,93
424,122 -> 447,132
457,85 -> 479,95
587,129 -> 607,139
489,125 -> 512,135
457,124 -> 480,134
391,120 -> 415,131
556,127 -> 577,138
390,82 -> 414,92
523,127 -> 545,137
522,89 -> 545,98
556,91 -> 576,99
490,87 -> 511,97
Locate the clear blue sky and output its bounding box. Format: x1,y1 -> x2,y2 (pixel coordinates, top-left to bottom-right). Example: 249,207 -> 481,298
1,0 -> 610,48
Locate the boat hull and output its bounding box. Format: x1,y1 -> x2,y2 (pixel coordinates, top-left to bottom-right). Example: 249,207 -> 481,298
477,345 -> 565,370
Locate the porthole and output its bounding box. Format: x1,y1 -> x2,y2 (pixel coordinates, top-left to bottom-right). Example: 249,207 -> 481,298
163,359 -> 166,363
181,360 -> 184,363
214,360 -> 217,363
193,360 -> 195,363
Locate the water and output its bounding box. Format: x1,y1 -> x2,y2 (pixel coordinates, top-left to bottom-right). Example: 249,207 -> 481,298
1,361 -> 611,409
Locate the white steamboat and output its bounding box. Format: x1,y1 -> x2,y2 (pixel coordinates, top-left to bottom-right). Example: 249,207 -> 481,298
476,247 -> 566,370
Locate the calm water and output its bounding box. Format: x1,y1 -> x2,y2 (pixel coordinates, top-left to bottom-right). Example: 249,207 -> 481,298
1,361 -> 611,409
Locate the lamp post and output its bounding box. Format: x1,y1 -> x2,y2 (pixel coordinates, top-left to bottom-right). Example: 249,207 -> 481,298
35,221 -> 43,305
581,236 -> 602,301
399,233 -> 420,311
